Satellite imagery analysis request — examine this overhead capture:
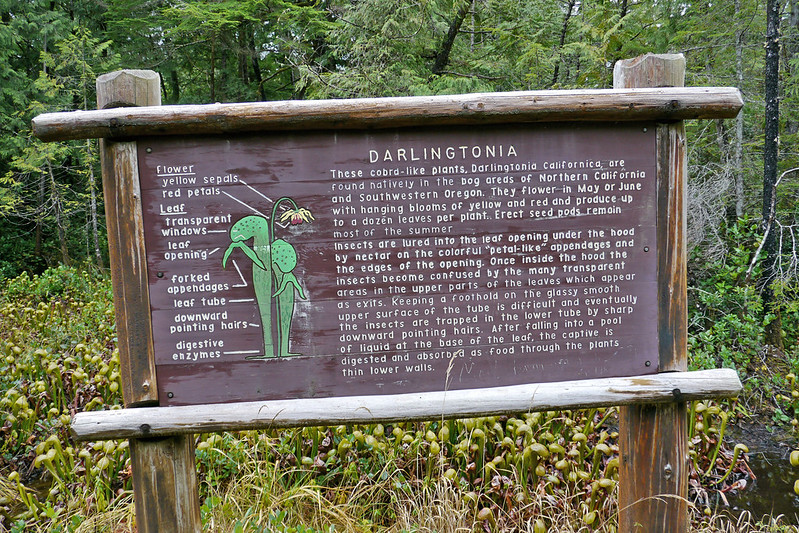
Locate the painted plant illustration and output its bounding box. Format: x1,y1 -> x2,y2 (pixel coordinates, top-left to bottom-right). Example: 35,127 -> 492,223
222,197 -> 314,358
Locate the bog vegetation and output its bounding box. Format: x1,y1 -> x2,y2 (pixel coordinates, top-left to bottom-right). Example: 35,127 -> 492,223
2,0 -> 799,531
0,265 -> 792,532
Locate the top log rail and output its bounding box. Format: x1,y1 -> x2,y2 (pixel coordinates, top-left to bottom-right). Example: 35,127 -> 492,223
33,87 -> 742,142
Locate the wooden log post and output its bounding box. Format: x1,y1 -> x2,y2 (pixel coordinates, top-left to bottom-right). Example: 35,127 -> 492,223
97,70 -> 160,409
614,54 -> 690,532
97,70 -> 202,533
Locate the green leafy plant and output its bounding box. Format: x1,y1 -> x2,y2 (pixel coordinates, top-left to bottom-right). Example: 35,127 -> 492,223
688,220 -> 767,375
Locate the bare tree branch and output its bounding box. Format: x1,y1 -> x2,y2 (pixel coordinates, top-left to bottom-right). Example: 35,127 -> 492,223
745,167 -> 799,283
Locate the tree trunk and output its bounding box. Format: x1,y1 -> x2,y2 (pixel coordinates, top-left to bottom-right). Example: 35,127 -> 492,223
248,23 -> 265,100
551,0 -> 576,87
762,0 -> 783,349
47,161 -> 70,266
431,0 -> 471,75
87,140 -> 103,269
210,35 -> 216,102
734,0 -> 745,218
716,118 -> 735,219
35,172 -> 44,259
238,22 -> 249,86
715,119 -> 729,161
169,70 -> 180,104
786,0 -> 799,135
470,0 -> 476,52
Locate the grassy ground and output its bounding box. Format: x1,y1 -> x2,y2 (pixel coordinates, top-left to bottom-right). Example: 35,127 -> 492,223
0,266 -> 797,532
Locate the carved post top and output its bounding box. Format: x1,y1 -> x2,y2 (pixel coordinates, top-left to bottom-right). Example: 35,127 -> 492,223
613,53 -> 686,89
96,70 -> 161,109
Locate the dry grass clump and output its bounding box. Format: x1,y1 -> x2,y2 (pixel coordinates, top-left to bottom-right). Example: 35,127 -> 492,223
198,467 -> 799,533
392,476 -> 472,532
692,511 -> 799,533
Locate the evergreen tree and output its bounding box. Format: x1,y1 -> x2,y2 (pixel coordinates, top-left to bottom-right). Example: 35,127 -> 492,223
0,1 -> 115,274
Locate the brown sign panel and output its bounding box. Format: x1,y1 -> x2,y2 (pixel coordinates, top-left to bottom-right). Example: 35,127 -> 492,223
137,122 -> 658,406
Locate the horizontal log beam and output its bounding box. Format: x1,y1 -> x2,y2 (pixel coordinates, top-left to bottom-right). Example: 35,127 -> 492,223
34,87 -> 742,142
71,369 -> 741,441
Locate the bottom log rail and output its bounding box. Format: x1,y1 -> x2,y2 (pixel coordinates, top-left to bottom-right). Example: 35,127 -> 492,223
71,368 -> 740,441
71,368 -> 741,533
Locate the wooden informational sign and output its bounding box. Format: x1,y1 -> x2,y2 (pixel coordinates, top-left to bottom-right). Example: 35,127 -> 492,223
138,122 -> 658,405
32,64 -> 745,533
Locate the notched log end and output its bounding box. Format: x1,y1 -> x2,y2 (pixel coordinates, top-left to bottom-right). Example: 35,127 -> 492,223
68,423 -> 81,441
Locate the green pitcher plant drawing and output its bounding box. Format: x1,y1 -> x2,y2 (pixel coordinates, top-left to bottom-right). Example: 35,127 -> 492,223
222,197 -> 314,358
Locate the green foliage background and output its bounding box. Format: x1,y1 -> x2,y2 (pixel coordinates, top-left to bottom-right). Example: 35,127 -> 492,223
2,0 -> 798,287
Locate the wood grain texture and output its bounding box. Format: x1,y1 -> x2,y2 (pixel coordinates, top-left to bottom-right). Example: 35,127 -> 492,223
34,86 -> 742,142
97,71 -> 159,407
618,402 -> 689,532
100,141 -> 158,406
615,53 -> 690,533
613,53 -> 686,89
97,70 -> 161,110
129,436 -> 201,533
70,369 -> 741,440
657,123 -> 688,372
